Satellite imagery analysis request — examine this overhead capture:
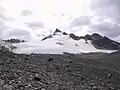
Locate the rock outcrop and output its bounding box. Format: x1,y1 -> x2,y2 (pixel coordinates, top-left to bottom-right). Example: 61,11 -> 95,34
3,39 -> 25,43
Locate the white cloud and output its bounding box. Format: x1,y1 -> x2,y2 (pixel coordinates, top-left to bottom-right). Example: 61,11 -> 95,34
0,0 -> 120,42
0,0 -> 92,40
6,29 -> 31,40
22,10 -> 32,17
25,22 -> 44,29
71,16 -> 91,26
0,0 -> 92,26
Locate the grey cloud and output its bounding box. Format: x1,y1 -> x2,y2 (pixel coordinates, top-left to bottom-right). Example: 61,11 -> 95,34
6,29 -> 31,40
26,22 -> 44,29
0,20 -> 7,30
0,12 -> 13,21
0,6 -> 5,20
70,0 -> 120,40
22,10 -> 32,16
0,6 -> 14,38
0,8 -> 29,40
0,14 -> 8,20
0,6 -> 13,21
90,22 -> 120,38
87,0 -> 120,41
71,16 -> 91,26
91,0 -> 120,23
8,30 -> 30,36
0,20 -> 10,39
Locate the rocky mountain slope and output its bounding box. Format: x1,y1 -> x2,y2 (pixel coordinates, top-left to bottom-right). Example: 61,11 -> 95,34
0,49 -> 120,89
0,38 -> 26,53
84,34 -> 120,50
0,40 -> 16,52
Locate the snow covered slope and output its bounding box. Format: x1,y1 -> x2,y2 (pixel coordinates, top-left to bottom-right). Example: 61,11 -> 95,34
13,32 -> 116,54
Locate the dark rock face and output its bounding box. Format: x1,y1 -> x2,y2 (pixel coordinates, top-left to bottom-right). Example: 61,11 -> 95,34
41,35 -> 53,41
53,29 -> 62,35
42,29 -> 68,41
91,33 -> 103,40
69,33 -> 80,40
85,34 -> 120,50
42,29 -> 64,41
3,39 -> 25,43
56,42 -> 64,45
63,32 -> 68,35
92,37 -> 120,50
75,44 -> 78,46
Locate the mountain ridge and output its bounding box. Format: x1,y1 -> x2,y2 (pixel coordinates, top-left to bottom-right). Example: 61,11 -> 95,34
41,29 -> 120,50
0,29 -> 119,54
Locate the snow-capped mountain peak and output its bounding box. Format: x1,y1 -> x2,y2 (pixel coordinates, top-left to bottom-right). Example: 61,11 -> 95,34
11,29 -> 119,54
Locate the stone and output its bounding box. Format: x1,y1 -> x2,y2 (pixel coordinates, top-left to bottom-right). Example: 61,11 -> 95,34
34,77 -> 41,81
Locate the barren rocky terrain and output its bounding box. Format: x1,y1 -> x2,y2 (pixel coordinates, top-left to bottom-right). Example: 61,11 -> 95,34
0,50 -> 120,90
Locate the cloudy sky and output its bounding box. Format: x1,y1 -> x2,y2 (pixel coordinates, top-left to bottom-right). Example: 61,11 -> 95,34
0,0 -> 120,41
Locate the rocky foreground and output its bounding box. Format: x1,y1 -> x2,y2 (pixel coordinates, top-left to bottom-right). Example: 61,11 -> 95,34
0,50 -> 120,90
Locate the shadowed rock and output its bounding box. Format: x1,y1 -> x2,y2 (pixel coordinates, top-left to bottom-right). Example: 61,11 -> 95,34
48,58 -> 53,62
85,33 -> 120,50
63,32 -> 68,35
34,77 -> 41,81
41,35 -> 53,41
3,39 -> 25,43
53,29 -> 62,35
69,33 -> 80,40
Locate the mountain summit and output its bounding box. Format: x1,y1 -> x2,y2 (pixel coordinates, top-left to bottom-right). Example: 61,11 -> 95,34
53,29 -> 62,35
41,29 -> 120,51
8,29 -> 118,54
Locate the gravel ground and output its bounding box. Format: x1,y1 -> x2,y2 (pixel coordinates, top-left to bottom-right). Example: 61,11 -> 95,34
0,50 -> 120,90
